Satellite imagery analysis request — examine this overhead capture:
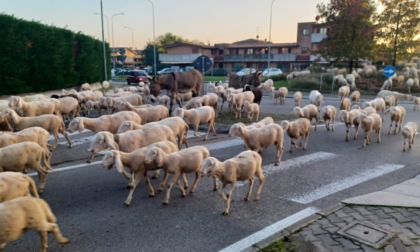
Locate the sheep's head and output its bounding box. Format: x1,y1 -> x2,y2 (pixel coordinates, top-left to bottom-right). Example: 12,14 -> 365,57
88,132 -> 118,155
67,117 -> 82,133
117,121 -> 133,134
145,146 -> 163,167
280,120 -> 291,131
293,106 -> 304,117
228,123 -> 245,137
101,151 -> 117,170
173,108 -> 184,118
200,157 -> 218,177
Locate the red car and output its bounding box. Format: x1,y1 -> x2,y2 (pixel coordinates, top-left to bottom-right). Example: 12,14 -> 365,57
126,70 -> 150,85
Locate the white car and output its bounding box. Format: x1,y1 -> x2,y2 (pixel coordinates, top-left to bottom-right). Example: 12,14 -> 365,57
263,68 -> 283,76
236,68 -> 256,76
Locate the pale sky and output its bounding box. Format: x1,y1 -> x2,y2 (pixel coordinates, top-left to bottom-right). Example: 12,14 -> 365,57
0,0 -> 329,49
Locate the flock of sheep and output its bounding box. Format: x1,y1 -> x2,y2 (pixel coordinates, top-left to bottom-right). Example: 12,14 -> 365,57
0,65 -> 419,250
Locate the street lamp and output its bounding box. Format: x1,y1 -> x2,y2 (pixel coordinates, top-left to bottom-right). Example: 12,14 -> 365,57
111,12 -> 125,70
94,12 -> 110,43
99,0 -> 107,81
124,26 -> 134,48
267,0 -> 276,70
147,0 -> 157,75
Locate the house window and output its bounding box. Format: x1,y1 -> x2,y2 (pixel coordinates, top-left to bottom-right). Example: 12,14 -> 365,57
281,48 -> 289,54
219,49 -> 224,55
246,48 -> 253,54
303,28 -> 309,35
301,47 -> 309,54
320,27 -> 327,34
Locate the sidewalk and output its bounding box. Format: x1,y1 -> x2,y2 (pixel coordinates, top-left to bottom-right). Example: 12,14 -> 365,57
251,175 -> 420,252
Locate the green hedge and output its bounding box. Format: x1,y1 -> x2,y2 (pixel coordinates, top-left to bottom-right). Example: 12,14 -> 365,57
0,14 -> 110,95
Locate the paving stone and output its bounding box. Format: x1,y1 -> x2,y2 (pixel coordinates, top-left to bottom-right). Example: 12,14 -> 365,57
371,209 -> 393,219
389,212 -> 413,223
384,219 -> 418,238
366,206 -> 380,211
335,237 -> 362,250
317,234 -> 340,247
397,233 -> 415,246
335,209 -> 351,219
365,214 -> 391,225
395,208 -> 418,218
360,244 -> 381,252
319,218 -> 335,229
382,207 -> 398,214
326,245 -> 347,252
405,222 -> 420,236
342,216 -> 355,224
412,245 -> 420,252
343,206 -> 357,214
325,226 -> 340,233
384,244 -> 396,252
348,211 -> 369,221
311,241 -> 329,252
353,206 -> 375,216
390,237 -> 411,252
326,213 -> 342,224
310,223 -> 329,235
334,222 -> 348,228
300,229 -> 321,242
413,238 -> 420,245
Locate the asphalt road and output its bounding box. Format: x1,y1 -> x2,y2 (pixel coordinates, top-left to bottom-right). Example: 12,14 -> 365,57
4,92 -> 420,252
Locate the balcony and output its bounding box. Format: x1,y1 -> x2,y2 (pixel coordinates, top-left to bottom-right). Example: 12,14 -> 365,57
223,53 -> 296,62
159,53 -> 202,64
311,33 -> 327,43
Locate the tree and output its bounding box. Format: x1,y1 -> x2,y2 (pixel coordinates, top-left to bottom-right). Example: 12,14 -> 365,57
316,0 -> 377,70
375,0 -> 420,66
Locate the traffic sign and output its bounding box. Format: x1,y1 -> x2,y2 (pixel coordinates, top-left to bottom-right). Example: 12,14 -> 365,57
383,65 -> 396,78
119,48 -> 126,55
193,55 -> 212,72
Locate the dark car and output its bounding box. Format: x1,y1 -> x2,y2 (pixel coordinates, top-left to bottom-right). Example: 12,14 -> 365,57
126,70 -> 150,85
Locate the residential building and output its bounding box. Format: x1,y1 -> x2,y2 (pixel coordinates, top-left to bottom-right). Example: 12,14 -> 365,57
111,47 -> 143,68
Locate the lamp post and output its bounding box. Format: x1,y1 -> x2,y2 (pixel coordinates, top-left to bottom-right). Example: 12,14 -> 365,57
94,12 -> 110,43
147,0 -> 157,75
99,0 -> 107,80
111,12 -> 125,70
267,0 -> 276,70
124,26 -> 134,48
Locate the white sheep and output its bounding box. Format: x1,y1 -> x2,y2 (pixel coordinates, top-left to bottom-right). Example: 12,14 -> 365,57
228,123 -> 284,166
0,108 -> 72,148
293,104 -> 319,130
339,107 -> 362,141
346,74 -> 357,90
280,118 -> 311,152
131,105 -> 169,124
308,90 -> 323,107
8,96 -> 61,117
349,90 -> 361,104
320,105 -> 337,131
102,80 -> 110,90
259,79 -> 274,90
338,86 -> 350,101
356,113 -> 382,147
250,116 -> 275,128
67,111 -> 142,134
22,94 -> 47,102
273,87 -> 288,105
55,96 -> 80,121
173,106 -> 216,141
192,93 -> 219,117
0,142 -> 51,193
158,95 -> 171,107
340,97 -> 351,112
101,141 -> 179,206
144,145 -> 210,205
377,90 -> 412,104
223,87 -> 243,111
386,106 -> 406,134
117,116 -> 189,149
363,97 -> 386,121
87,125 -> 177,163
412,96 -> 420,112
243,101 -> 259,122
383,95 -> 396,109
200,150 -> 265,215
333,74 -> 348,87
380,78 -> 393,91
227,91 -> 255,118
293,91 -> 302,107
81,82 -> 92,91
402,122 -> 417,152
0,172 -> 39,202
0,196 -> 70,251
406,78 -> 414,93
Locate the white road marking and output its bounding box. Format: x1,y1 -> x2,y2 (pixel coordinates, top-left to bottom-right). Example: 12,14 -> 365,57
219,207 -> 319,252
287,163 -> 405,204
27,161 -> 101,177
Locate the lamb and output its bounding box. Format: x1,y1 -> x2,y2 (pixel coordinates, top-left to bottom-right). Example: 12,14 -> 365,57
339,107 -> 363,141
356,113 -> 382,147
228,123 -> 284,166
173,106 -> 216,141
333,74 -> 348,87
85,100 -> 102,115
158,95 -> 171,107
293,91 -> 302,107
130,105 -> 169,124
346,74 -> 357,89
0,172 -> 39,202
380,78 -> 393,91
338,86 -> 350,101
401,122 -> 417,152
8,96 -> 61,117
117,116 -> 189,149
243,100 -> 259,122
250,116 -> 275,128
81,82 -> 92,91
320,105 -> 337,131
55,96 -> 80,121
259,79 -> 274,90
363,97 -> 386,120
101,141 -> 179,206
0,196 -> 70,251
102,80 -> 110,90
200,150 -> 265,215
308,90 -> 323,107
274,87 -> 288,105
293,104 -> 319,130
192,93 -> 219,117
386,106 -> 406,134
0,108 -> 72,148
280,118 -> 311,152
340,97 -> 351,111
0,142 -> 51,193
87,125 -> 177,163
406,78 -> 414,93
177,91 -> 193,104
349,90 -> 361,104
144,145 -> 210,205
377,90 -> 412,104
227,91 -> 255,118
222,87 -> 243,111
383,95 -> 396,109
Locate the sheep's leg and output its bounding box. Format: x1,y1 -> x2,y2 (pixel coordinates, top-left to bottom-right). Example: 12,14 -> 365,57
39,231 -> 48,252
189,170 -> 201,193
244,178 -> 254,201
354,124 -> 360,140
274,145 -> 283,166
181,135 -> 189,148
87,152 -> 95,163
255,174 -> 265,201
37,223 -> 70,245
60,129 -> 72,148
224,182 -> 236,216
159,170 -> 169,192
403,138 -> 407,152
303,134 -> 309,150
151,170 -> 160,180
213,176 -> 219,191
220,183 -> 228,201
163,173 -> 181,205
388,122 -> 393,134
176,177 -> 186,197
377,128 -> 381,143
346,127 -> 350,141
124,172 -> 143,207
182,173 -> 189,189
52,133 -> 60,149
289,139 -> 295,153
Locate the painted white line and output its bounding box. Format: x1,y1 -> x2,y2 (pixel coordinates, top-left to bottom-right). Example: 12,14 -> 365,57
287,163 -> 405,204
219,207 -> 319,252
27,161 -> 101,177
206,138 -> 244,151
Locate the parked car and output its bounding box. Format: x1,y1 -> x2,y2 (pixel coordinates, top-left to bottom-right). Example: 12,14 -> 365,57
157,68 -> 176,75
126,70 -> 150,85
236,68 -> 256,76
263,68 -> 283,76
